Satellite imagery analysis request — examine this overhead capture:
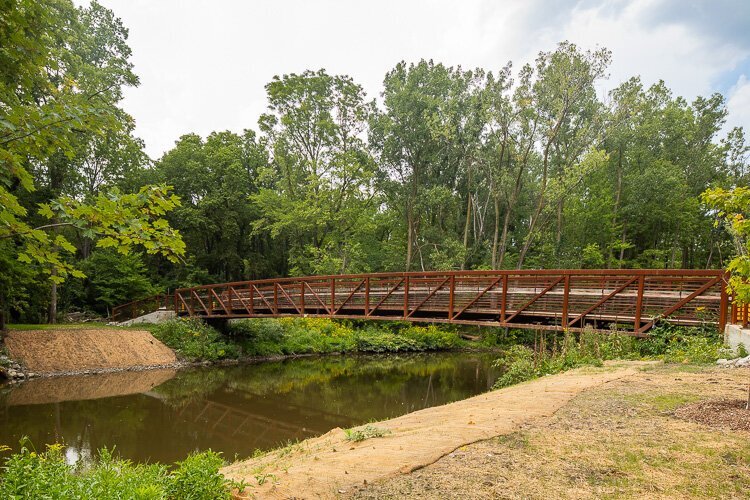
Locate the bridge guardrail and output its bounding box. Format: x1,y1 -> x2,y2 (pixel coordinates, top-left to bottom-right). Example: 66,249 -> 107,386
111,294 -> 175,323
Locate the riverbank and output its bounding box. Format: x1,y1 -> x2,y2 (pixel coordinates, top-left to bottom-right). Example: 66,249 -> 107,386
1,328 -> 178,380
222,361 -> 653,498
352,363 -> 750,499
0,318 -> 486,380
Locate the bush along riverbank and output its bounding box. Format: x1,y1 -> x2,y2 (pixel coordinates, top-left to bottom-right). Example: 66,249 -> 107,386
0,442 -> 241,499
493,324 -> 733,388
149,317 -> 472,362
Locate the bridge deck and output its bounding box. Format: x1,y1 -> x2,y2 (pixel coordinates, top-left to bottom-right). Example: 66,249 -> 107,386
173,270 -> 729,336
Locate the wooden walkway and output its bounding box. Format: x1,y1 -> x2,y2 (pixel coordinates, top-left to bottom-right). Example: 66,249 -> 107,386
170,269 -> 729,336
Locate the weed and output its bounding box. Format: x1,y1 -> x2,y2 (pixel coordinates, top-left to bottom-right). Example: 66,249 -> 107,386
344,424 -> 390,442
737,343 -> 749,358
254,473 -> 277,486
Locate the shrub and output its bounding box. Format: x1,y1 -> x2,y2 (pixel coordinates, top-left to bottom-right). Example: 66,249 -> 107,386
167,451 -> 237,500
228,318 -> 467,356
151,318 -> 239,362
0,442 -> 239,499
639,324 -> 726,363
493,345 -> 536,388
493,325 -> 727,390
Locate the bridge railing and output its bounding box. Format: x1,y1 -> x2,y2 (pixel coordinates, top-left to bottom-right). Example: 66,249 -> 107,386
173,269 -> 728,336
111,294 -> 174,323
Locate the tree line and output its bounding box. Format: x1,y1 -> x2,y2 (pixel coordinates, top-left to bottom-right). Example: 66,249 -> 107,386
1,1 -> 748,323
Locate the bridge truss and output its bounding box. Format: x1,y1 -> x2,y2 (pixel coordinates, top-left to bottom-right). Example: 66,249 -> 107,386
172,269 -> 729,336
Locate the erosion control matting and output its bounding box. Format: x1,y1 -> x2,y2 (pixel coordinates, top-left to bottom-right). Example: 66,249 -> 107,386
223,361 -> 654,499
3,328 -> 177,374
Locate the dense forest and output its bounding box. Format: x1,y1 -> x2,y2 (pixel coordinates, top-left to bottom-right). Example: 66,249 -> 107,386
1,0 -> 749,323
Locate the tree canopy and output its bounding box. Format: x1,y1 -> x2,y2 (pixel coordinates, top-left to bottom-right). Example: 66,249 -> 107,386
2,1 -> 748,323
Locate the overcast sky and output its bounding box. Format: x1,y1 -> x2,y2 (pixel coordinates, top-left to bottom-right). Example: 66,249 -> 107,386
82,0 -> 750,159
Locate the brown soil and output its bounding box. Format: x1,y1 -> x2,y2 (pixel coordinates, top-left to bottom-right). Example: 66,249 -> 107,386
673,398 -> 750,431
4,368 -> 176,406
352,364 -> 750,499
223,361 -> 652,499
3,329 -> 177,374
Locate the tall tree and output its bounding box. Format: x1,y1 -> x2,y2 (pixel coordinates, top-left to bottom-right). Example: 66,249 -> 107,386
253,70 -> 378,275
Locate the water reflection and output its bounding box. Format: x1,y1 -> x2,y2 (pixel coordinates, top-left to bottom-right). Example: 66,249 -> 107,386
0,352 -> 499,465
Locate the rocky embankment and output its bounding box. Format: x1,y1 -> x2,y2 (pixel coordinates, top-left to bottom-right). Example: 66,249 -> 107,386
716,354 -> 750,368
0,352 -> 37,381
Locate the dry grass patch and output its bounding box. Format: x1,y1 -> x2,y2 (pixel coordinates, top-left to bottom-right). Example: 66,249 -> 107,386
353,365 -> 750,499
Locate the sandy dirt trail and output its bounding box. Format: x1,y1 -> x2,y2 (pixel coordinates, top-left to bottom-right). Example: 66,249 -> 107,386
224,361 -> 653,499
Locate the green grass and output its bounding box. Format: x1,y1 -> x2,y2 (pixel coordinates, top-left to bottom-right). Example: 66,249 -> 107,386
623,392 -> 702,412
0,442 -> 242,499
5,322 -> 111,330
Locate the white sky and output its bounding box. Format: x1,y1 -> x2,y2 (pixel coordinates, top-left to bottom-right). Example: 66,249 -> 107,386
83,0 -> 750,159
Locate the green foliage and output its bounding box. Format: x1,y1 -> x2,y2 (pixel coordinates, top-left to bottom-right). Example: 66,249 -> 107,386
167,451 -> 238,500
228,318 -> 467,356
0,442 -> 237,499
582,243 -> 605,268
493,326 -> 726,389
737,343 -> 749,358
253,69 -> 379,275
492,345 -> 537,388
702,186 -> 750,303
151,318 -> 239,362
638,324 -> 726,363
344,425 -> 390,442
70,249 -> 158,314
0,0 -> 185,327
3,0 -> 746,327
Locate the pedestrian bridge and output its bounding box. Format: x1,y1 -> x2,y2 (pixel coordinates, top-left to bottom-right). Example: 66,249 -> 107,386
158,269 -> 728,336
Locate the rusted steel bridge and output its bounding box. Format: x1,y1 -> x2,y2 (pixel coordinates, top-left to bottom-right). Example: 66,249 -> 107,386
164,269 -> 730,336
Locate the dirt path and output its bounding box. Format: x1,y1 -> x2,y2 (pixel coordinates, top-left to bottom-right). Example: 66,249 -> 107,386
3,329 -> 177,374
223,361 -> 653,499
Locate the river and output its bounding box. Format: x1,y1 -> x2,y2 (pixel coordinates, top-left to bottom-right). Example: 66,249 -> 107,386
0,352 -> 499,465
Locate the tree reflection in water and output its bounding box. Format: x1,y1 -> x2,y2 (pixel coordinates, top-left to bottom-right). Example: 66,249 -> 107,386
0,352 -> 499,465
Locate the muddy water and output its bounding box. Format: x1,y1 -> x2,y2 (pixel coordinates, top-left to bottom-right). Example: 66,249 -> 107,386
0,352 -> 499,465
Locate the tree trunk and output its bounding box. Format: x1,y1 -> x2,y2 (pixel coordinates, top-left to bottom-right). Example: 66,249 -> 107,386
405,165 -> 420,271
462,195 -> 472,269
555,199 -> 563,249
517,183 -> 546,269
609,145 -> 624,267
49,274 -> 57,324
462,163 -> 473,256
492,196 -> 500,269
406,203 -> 414,271
517,109 -> 567,269
0,292 -> 6,332
517,140 -> 555,269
